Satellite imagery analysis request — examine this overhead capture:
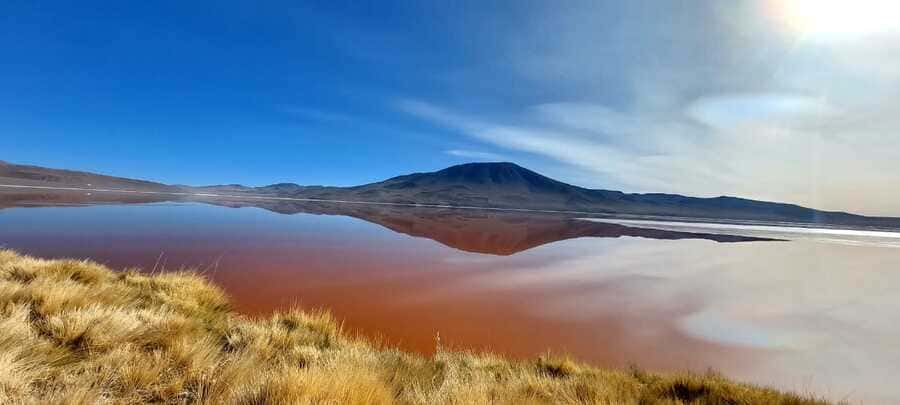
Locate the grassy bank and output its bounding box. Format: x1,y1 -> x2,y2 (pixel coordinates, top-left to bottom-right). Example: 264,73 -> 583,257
0,250 -> 826,404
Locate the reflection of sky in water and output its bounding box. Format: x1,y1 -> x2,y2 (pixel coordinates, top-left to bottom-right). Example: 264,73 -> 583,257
682,311 -> 776,348
0,202 -> 446,265
538,236 -> 900,403
2,202 -> 900,403
583,218 -> 900,248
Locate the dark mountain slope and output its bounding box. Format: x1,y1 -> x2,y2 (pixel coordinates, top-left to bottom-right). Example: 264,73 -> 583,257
378,162 -> 578,192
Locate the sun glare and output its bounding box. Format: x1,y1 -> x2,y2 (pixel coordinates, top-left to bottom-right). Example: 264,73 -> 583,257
774,0 -> 900,37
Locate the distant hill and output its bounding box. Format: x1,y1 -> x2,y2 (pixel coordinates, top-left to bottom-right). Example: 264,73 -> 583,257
2,160 -> 899,228
0,161 -> 176,192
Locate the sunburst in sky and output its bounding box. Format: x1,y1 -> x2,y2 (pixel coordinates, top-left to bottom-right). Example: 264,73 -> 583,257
771,0 -> 900,37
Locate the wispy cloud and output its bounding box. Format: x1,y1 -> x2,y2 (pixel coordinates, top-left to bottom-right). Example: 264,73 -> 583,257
399,99 -> 731,195
444,149 -> 507,161
685,93 -> 839,131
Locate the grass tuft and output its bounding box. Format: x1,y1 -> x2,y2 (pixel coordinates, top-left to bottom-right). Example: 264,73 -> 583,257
0,250 -> 833,404
535,354 -> 580,379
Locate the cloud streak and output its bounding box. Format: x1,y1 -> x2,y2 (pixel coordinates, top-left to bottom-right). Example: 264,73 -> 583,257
444,149 -> 507,161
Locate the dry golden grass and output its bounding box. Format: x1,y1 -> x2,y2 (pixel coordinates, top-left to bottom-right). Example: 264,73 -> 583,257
0,249 -> 830,404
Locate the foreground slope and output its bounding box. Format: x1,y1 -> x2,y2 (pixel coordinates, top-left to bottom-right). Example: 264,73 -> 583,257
0,250 -> 826,404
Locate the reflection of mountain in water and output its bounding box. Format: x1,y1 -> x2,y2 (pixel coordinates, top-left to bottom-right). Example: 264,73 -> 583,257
0,190 -> 777,256
203,199 -> 778,255
0,189 -> 172,209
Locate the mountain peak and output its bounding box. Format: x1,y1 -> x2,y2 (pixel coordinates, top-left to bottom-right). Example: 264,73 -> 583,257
374,162 -> 580,196
436,161 -> 525,176
430,162 -> 553,186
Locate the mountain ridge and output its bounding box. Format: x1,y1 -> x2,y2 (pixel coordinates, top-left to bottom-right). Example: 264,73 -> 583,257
2,160 -> 898,228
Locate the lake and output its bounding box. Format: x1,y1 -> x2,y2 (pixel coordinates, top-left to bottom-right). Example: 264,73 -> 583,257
1,191 -> 898,403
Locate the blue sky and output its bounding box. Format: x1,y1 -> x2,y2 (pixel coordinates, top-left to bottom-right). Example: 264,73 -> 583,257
3,1 -> 899,214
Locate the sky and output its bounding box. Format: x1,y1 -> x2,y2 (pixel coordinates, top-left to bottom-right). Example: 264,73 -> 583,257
2,1 -> 899,215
